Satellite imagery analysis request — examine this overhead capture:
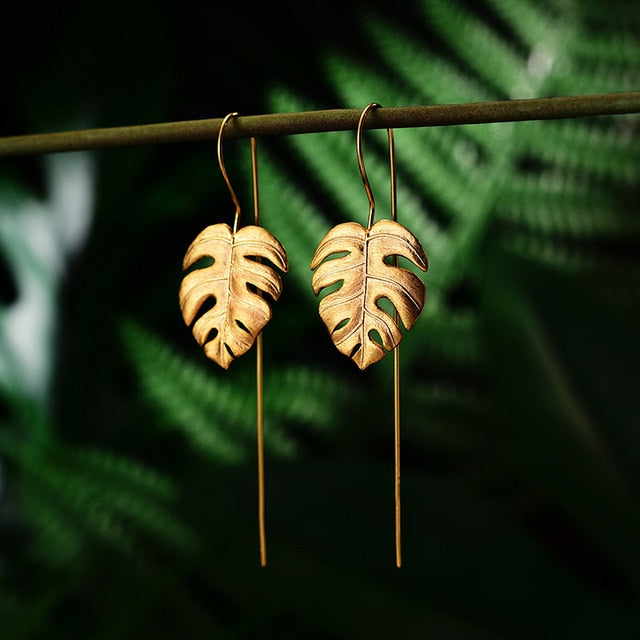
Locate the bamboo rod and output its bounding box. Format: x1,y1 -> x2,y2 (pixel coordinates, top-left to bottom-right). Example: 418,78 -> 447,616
1,91 -> 639,157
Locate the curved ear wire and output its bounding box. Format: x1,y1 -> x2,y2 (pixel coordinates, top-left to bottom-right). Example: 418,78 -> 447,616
356,102 -> 398,229
356,102 -> 379,229
217,112 -> 242,233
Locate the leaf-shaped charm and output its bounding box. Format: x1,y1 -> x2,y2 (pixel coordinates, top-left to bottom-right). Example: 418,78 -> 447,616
179,223 -> 288,369
311,219 -> 428,370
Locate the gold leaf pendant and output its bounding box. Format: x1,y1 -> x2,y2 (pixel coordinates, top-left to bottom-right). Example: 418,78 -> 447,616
311,219 -> 428,369
179,222 -> 288,369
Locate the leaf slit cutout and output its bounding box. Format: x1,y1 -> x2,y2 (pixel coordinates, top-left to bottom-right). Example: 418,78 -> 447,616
192,297 -> 217,326
235,319 -> 251,334
179,222 -> 288,369
311,219 -> 428,370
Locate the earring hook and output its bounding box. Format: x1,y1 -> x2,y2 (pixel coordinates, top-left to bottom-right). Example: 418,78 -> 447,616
356,103 -> 379,229
357,103 -> 395,229
217,112 -> 241,233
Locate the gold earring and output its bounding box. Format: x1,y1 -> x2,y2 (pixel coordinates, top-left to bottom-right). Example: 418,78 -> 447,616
179,113 -> 288,566
310,103 -> 428,566
179,113 -> 288,369
310,103 -> 428,369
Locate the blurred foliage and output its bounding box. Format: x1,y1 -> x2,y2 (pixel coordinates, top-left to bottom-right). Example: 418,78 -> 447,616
1,0 -> 639,638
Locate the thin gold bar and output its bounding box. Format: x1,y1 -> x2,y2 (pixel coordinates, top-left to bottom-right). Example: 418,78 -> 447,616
252,136 -> 267,568
1,91 -> 638,157
256,332 -> 266,568
394,341 -> 401,569
389,127 -> 402,568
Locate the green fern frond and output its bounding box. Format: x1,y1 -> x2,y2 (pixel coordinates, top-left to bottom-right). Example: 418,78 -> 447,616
486,0 -> 561,50
426,0 -> 640,97
391,126 -> 489,223
265,0 -> 639,423
55,444 -> 176,498
569,33 -> 640,67
363,14 -> 495,104
411,306 -> 483,372
17,475 -> 85,565
560,0 -> 640,28
498,233 -> 600,272
263,365 -> 355,431
560,59 -> 640,95
259,156 -> 330,301
496,189 -> 640,240
268,87 -> 368,223
14,441 -> 195,566
362,13 -> 515,164
521,119 -> 640,182
320,57 -> 498,234
423,0 -> 533,97
500,171 -> 614,205
122,320 -> 352,461
122,319 -> 277,462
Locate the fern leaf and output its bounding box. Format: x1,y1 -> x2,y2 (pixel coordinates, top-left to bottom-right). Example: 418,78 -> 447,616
423,0 -> 533,97
496,185 -> 640,240
124,319 -> 364,461
498,233 -> 599,273
17,474 -> 85,565
486,0 -> 560,51
55,445 -> 176,498
324,55 -> 494,215
122,319 -> 288,461
558,58 -> 640,95
363,14 -> 495,104
518,119 -> 640,182
263,365 -> 356,431
411,305 -> 483,372
362,14 -> 516,166
268,0 -> 640,417
14,441 -> 195,565
569,32 -> 640,67
268,87 -> 369,225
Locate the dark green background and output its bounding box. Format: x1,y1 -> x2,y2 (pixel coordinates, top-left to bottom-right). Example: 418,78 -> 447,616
1,1 -> 639,638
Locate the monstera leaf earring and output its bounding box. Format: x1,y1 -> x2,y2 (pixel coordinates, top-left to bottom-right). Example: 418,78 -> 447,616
180,113 -> 288,368
179,113 -> 288,566
311,103 -> 428,566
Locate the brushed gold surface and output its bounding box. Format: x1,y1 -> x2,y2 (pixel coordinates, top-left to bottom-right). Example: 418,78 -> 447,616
179,222 -> 288,369
311,219 -> 428,370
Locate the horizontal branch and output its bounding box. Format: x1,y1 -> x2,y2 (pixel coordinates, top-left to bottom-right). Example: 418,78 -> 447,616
1,91 -> 639,157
